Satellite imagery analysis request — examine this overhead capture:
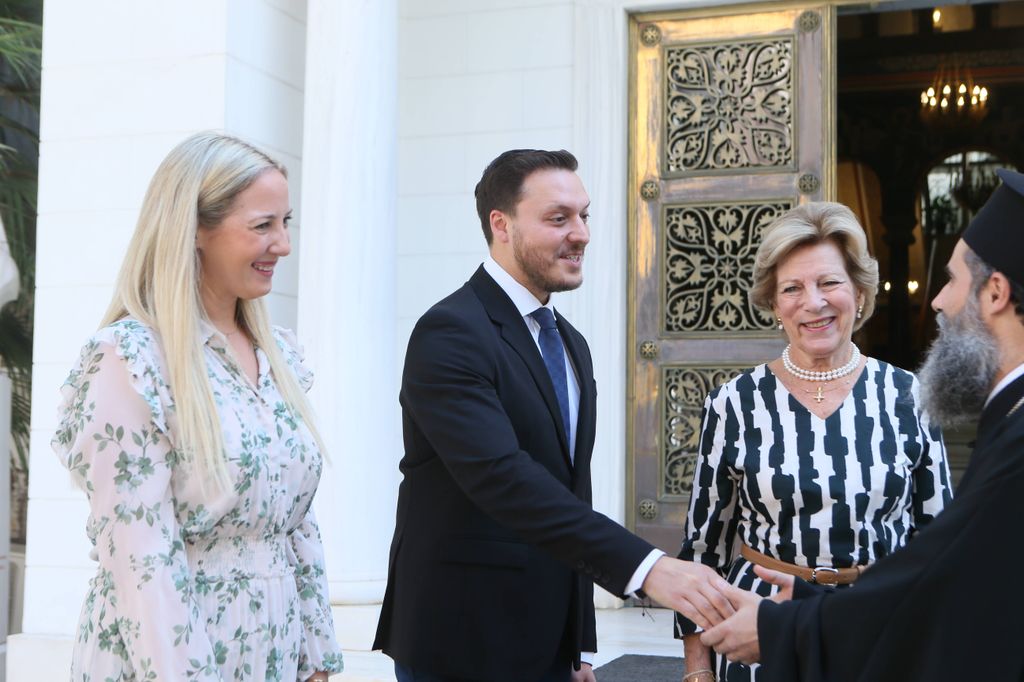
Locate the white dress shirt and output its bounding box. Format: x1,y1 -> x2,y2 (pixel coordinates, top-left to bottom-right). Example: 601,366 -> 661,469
986,361 -> 1024,407
483,257 -> 580,461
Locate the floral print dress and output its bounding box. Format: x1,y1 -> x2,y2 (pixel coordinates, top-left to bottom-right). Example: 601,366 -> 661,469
53,319 -> 344,681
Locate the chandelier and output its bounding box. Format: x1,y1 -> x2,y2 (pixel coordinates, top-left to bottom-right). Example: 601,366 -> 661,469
920,64 -> 989,124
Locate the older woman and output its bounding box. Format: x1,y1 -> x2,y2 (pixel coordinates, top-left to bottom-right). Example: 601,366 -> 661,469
674,202 -> 952,682
53,133 -> 343,680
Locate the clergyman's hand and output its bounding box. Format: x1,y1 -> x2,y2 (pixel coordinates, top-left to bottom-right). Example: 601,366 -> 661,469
571,662 -> 597,682
699,568 -> 795,665
753,565 -> 795,603
699,586 -> 762,665
640,557 -> 736,629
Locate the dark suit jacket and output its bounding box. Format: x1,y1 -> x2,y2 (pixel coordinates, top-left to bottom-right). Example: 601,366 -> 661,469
373,267 -> 654,681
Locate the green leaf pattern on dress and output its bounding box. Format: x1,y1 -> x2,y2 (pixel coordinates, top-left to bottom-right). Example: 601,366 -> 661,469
54,319 -> 343,681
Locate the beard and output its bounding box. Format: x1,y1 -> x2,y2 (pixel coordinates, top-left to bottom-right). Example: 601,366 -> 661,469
511,226 -> 584,296
918,293 -> 1001,428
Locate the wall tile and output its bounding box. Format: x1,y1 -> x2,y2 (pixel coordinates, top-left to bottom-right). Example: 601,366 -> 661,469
398,135 -> 466,195
401,0 -> 569,19
522,67 -> 574,129
41,0 -> 227,70
262,0 -> 307,24
24,498 -> 92,568
265,292 -> 299,331
227,0 -> 306,88
40,57 -> 228,142
20,565 -> 94,634
37,134 -> 187,214
27,362 -> 72,435
397,193 -> 480,256
34,211 -> 135,288
225,59 -> 305,158
399,14 -> 468,78
462,5 -> 574,73
28,428 -> 82,501
399,72 -> 524,137
396,252 -> 484,319
32,285 -> 113,365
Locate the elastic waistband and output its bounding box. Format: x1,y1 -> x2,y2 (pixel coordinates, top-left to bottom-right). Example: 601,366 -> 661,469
186,534 -> 292,580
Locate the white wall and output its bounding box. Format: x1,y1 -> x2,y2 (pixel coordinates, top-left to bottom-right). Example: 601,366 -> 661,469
397,1 -> 577,366
13,0 -> 307,675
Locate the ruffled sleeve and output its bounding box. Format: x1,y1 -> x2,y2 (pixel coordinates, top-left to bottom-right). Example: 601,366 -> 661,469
272,326 -> 314,391
271,325 -> 344,676
53,321 -> 223,680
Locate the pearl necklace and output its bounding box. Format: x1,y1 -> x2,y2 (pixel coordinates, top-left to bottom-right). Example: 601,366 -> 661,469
782,344 -> 861,382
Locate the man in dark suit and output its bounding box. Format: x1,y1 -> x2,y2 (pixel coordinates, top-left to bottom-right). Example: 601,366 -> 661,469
700,168 -> 1024,681
373,150 -> 736,682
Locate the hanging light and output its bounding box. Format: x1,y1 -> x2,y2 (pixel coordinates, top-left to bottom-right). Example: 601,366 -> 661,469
920,67 -> 989,125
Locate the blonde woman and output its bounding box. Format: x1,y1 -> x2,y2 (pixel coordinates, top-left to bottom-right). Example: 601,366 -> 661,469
53,133 -> 342,681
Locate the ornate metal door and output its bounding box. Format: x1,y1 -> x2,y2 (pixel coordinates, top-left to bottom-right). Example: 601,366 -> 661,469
628,5 -> 835,551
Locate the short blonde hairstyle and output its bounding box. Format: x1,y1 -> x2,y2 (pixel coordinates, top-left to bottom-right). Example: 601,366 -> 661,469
750,202 -> 879,330
102,132 -> 325,493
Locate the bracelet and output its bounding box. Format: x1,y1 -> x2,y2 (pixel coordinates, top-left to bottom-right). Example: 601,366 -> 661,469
683,670 -> 716,682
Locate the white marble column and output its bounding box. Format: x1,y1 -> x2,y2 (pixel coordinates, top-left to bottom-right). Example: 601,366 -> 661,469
11,1 -> 310,677
298,0 -> 399,606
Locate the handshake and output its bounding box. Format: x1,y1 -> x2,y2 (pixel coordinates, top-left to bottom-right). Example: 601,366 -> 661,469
641,556 -> 795,665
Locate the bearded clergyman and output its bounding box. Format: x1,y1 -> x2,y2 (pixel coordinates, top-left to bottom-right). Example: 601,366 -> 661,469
699,167 -> 1024,682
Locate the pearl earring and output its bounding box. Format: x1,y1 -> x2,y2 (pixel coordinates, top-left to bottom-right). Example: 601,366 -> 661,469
777,318 -> 784,330
856,304 -> 863,319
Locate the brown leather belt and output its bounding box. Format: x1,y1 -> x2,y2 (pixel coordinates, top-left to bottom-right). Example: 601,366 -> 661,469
740,544 -> 862,586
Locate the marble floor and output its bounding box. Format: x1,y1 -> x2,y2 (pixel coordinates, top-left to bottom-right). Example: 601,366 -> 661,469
332,605 -> 683,681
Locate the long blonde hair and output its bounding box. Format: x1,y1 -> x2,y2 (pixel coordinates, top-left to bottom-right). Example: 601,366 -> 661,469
102,132 -> 325,492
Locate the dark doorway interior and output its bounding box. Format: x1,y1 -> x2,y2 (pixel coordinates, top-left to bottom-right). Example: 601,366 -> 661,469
837,0 -> 1024,370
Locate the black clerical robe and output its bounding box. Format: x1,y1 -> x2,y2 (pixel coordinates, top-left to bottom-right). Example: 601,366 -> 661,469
757,373 -> 1024,681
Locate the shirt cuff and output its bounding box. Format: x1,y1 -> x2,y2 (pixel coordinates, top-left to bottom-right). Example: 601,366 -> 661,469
625,549 -> 665,597
581,652 -> 595,666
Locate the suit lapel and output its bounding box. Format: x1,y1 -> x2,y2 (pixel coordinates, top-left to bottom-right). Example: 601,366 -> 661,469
469,268 -> 572,462
557,313 -> 595,467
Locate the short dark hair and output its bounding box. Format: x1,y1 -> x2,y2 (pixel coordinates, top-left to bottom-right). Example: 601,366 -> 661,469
474,149 -> 578,244
965,247 -> 1024,325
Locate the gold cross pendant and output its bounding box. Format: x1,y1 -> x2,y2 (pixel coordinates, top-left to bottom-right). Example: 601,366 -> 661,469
814,385 -> 825,404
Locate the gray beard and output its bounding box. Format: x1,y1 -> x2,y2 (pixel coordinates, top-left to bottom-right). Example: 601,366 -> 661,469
918,295 -> 1001,428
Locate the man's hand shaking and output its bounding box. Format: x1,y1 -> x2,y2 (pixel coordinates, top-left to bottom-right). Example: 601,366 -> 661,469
699,566 -> 795,665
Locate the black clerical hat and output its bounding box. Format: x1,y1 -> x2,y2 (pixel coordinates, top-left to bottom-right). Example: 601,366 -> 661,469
963,168 -> 1024,287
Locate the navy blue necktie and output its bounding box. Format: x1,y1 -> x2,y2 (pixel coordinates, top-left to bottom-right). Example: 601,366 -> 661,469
529,307 -> 571,440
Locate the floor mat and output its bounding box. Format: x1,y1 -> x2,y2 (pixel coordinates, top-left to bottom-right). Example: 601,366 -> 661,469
593,654 -> 686,681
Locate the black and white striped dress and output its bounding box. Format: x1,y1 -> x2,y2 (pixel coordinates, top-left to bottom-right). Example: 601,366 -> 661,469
674,358 -> 953,681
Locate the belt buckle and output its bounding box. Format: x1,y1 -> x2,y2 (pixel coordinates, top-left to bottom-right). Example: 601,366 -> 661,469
810,566 -> 840,586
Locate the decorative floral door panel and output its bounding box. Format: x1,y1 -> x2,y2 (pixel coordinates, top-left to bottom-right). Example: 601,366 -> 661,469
628,5 -> 836,551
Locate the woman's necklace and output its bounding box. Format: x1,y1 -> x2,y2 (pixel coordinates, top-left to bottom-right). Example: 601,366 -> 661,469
782,343 -> 861,383
798,379 -> 852,404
